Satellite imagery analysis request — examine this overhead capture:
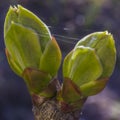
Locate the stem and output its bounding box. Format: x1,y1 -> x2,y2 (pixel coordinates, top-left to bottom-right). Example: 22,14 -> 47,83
32,98 -> 81,120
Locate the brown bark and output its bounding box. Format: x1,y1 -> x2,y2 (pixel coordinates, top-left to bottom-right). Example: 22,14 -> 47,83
32,98 -> 81,120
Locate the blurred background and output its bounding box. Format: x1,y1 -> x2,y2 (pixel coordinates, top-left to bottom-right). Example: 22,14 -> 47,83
0,0 -> 120,120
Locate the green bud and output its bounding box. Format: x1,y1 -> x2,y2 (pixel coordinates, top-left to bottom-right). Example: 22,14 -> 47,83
61,31 -> 116,107
4,5 -> 62,96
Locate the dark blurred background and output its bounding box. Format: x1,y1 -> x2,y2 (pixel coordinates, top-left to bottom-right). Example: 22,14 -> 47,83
0,0 -> 120,120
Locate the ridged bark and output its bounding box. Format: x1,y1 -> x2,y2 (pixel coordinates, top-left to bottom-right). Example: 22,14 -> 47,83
32,98 -> 81,120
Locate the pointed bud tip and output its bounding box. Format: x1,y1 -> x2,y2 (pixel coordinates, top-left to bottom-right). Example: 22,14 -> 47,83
103,31 -> 114,40
104,30 -> 112,36
9,5 -> 23,15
